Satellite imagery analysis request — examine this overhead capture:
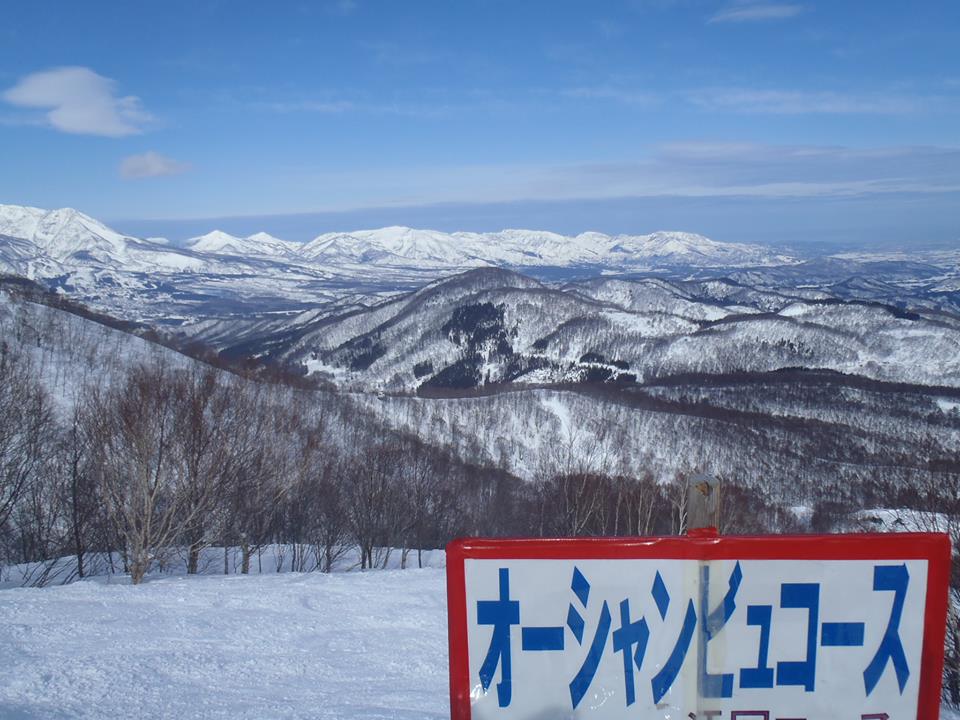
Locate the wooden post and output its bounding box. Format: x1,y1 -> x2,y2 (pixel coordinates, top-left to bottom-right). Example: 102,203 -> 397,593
687,473 -> 720,535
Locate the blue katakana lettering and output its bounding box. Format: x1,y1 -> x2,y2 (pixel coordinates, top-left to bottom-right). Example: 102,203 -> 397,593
477,568 -> 520,707
699,561 -> 743,698
651,570 -> 698,704
863,563 -> 910,695
821,621 -> 865,647
740,604 -> 774,689
567,567 -> 612,709
612,598 -> 649,706
521,625 -> 564,651
776,582 -> 819,692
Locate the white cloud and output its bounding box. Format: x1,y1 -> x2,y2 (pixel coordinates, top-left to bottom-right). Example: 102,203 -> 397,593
709,2 -> 804,23
120,151 -> 189,179
2,66 -> 153,137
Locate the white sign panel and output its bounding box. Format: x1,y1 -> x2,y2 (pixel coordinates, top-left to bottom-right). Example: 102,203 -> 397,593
446,535 -> 951,720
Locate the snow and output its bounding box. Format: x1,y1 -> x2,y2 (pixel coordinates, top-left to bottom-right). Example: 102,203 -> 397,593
541,393 -> 573,439
0,289 -> 195,416
937,398 -> 960,414
0,569 -> 450,719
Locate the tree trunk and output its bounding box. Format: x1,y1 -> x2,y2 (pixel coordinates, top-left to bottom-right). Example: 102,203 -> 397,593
187,540 -> 202,575
130,556 -> 149,585
74,543 -> 84,578
71,470 -> 85,578
241,542 -> 251,574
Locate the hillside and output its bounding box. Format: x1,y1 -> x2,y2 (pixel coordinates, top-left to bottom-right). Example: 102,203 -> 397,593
277,268 -> 960,391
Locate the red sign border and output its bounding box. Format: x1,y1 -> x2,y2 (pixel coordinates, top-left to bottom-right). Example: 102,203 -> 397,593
446,533 -> 952,720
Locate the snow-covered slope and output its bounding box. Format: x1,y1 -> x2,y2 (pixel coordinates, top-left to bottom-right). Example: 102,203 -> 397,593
0,282 -> 195,413
0,205 -> 127,261
284,268 -> 960,391
0,568 -> 450,720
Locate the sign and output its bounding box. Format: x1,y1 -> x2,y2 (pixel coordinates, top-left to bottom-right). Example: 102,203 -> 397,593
446,533 -> 951,720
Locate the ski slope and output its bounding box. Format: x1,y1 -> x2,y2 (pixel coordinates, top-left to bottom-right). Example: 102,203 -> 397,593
0,570 -> 449,719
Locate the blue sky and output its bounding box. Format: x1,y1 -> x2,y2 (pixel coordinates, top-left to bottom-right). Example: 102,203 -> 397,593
1,0 -> 958,246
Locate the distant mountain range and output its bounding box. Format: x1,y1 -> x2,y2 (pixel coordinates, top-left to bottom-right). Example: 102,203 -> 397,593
0,203 -> 796,272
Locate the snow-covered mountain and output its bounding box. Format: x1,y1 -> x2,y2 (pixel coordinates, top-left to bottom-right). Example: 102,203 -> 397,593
300,226 -> 794,269
0,204 -> 358,326
272,267 -> 960,392
0,205 -> 205,275
186,230 -> 300,258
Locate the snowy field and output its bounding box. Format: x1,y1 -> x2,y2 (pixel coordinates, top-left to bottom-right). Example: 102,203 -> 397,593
0,570 -> 449,719
2,565 -> 958,719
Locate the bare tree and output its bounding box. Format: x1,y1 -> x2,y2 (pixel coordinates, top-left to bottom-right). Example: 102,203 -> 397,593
89,361 -> 217,584
344,435 -> 404,570
615,472 -> 661,537
63,393 -> 103,578
0,343 -> 53,551
395,442 -> 457,568
173,368 -> 253,574
216,383 -> 285,575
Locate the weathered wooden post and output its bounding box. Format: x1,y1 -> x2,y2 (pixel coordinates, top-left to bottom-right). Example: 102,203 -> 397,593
687,472 -> 720,534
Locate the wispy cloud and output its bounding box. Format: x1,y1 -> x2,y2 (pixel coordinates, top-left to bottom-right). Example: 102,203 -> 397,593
562,86 -> 658,106
363,41 -> 442,66
120,151 -> 189,179
687,88 -> 923,114
557,82 -> 936,116
275,142 -> 960,212
593,19 -> 626,39
326,0 -> 357,16
253,99 -> 355,114
2,66 -> 153,137
709,2 -> 804,24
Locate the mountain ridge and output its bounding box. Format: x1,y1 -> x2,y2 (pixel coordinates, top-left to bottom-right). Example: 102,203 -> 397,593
0,203 -> 796,272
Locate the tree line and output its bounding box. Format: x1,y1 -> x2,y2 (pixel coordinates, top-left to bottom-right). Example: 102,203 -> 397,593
1,334 -> 804,585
